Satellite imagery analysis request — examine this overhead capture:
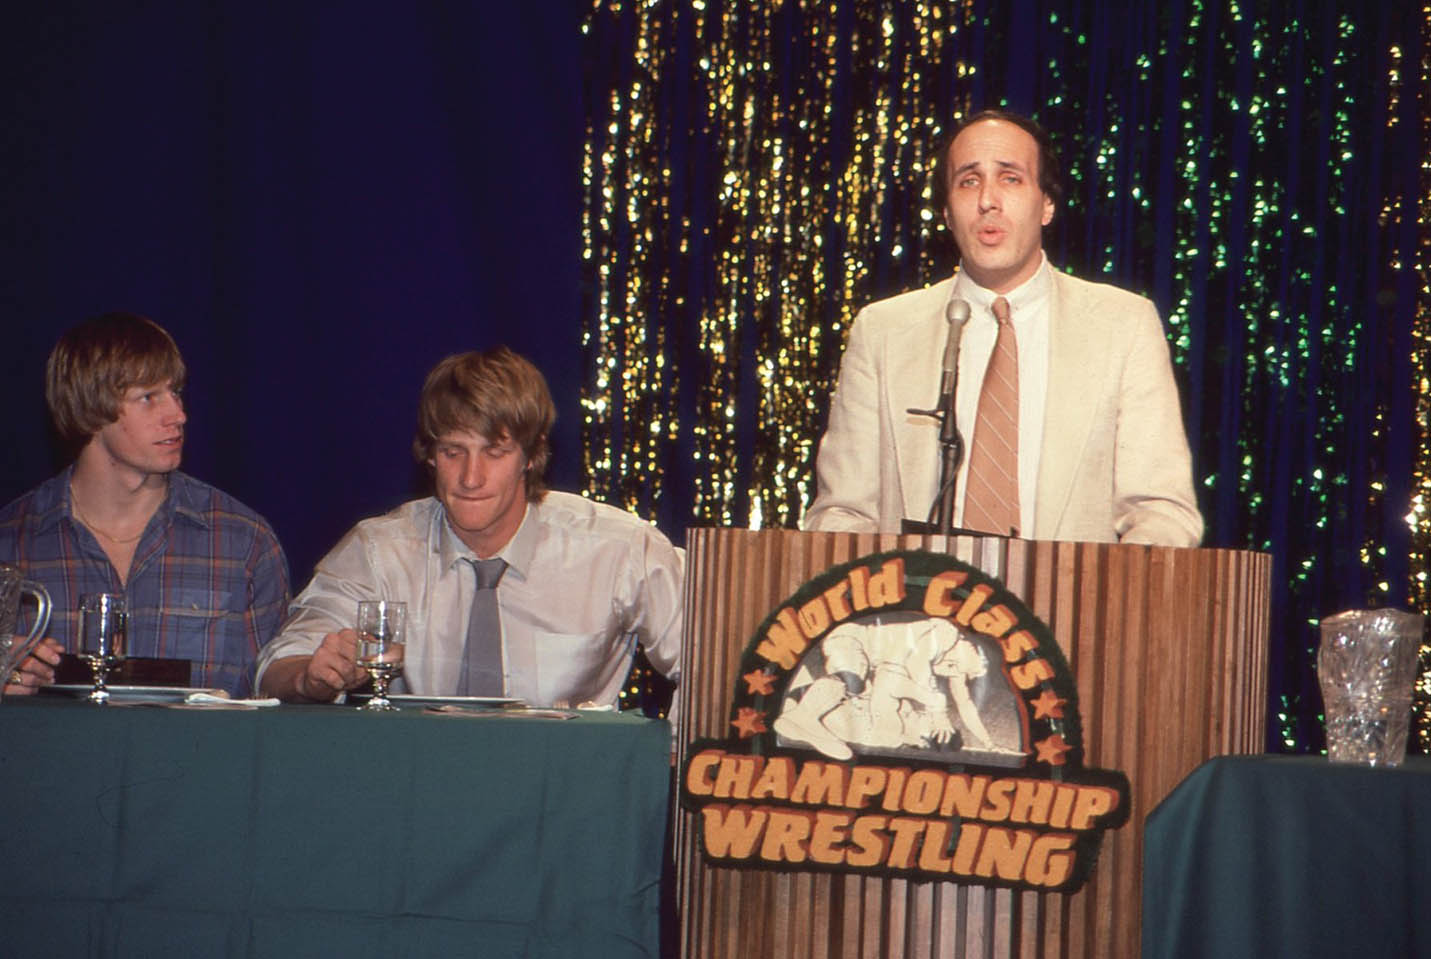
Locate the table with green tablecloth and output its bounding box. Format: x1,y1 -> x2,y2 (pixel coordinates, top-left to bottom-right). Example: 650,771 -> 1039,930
1142,754 -> 1431,959
0,697 -> 670,958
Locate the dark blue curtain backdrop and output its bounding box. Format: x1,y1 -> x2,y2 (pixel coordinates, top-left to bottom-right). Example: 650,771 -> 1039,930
4,2 -> 1425,747
1,2 -> 586,584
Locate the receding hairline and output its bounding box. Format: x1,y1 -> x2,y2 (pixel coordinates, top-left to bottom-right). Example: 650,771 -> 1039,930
947,120 -> 1044,184
949,157 -> 1037,179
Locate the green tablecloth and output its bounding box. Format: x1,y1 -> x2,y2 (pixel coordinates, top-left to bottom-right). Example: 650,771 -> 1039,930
1143,754 -> 1431,959
0,697 -> 670,958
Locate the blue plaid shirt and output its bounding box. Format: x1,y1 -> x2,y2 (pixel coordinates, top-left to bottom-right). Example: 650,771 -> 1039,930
0,468 -> 290,696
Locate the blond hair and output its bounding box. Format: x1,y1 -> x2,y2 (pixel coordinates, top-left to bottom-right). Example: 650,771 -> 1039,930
45,312 -> 186,450
412,348 -> 555,502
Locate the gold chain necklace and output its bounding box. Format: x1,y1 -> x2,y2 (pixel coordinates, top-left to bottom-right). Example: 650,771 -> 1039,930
69,485 -> 147,545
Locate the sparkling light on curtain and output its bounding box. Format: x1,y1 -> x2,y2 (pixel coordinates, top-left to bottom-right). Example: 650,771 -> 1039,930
582,0 -> 1429,752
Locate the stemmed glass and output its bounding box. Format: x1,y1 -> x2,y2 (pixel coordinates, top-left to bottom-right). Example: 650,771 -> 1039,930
356,600 -> 405,711
78,593 -> 126,704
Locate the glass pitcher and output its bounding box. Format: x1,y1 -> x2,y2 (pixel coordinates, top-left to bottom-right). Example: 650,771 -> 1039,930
1318,607 -> 1425,766
1,562 -> 53,702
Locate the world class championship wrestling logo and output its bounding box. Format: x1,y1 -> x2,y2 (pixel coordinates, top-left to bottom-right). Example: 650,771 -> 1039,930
679,550 -> 1130,894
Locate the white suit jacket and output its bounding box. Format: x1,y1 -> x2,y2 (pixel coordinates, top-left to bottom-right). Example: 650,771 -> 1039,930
803,269 -> 1203,546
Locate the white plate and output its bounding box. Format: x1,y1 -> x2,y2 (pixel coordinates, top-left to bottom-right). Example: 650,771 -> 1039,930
383,694 -> 524,708
41,684 -> 224,703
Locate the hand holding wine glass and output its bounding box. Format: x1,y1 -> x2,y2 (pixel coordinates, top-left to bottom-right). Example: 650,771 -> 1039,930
355,600 -> 405,711
78,593 -> 126,704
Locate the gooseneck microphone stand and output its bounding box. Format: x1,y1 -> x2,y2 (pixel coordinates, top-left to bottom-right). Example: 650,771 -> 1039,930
903,400 -> 965,534
902,298 -> 974,536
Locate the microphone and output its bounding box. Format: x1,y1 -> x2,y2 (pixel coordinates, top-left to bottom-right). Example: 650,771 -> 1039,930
936,298 -> 971,444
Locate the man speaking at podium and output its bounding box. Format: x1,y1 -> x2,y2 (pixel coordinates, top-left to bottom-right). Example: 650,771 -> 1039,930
803,109 -> 1203,547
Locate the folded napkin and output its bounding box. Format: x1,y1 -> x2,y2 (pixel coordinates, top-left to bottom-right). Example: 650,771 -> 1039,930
184,692 -> 281,708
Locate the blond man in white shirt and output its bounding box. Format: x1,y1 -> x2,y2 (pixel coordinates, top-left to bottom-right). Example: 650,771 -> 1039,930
258,348 -> 682,706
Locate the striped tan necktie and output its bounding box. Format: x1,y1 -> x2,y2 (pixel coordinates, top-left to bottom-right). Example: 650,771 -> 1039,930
963,296 -> 1020,536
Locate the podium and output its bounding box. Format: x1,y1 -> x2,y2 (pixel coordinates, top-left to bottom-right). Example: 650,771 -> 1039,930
675,529 -> 1271,959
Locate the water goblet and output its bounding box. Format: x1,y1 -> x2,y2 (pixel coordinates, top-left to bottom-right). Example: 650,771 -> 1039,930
356,600 -> 405,711
78,593 -> 126,704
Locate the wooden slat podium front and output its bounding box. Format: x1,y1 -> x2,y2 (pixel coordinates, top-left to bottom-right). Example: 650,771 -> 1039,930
675,529 -> 1271,959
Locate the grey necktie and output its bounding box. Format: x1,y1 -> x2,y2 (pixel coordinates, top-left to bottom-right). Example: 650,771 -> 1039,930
458,557 -> 507,695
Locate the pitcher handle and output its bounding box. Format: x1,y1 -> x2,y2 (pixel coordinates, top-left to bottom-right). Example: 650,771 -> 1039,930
16,579 -> 52,663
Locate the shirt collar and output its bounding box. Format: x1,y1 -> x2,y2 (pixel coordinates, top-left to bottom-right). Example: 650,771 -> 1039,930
436,498 -> 538,580
32,465 -> 198,533
953,252 -> 1053,321
498,500 -> 541,580
28,465 -> 75,534
165,472 -> 211,529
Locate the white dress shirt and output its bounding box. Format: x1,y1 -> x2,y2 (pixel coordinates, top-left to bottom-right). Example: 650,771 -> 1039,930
948,256 -> 1053,536
256,491 -> 683,707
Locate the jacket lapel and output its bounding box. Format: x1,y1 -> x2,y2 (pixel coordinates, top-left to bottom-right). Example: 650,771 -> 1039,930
1036,271 -> 1107,535
885,289 -> 952,521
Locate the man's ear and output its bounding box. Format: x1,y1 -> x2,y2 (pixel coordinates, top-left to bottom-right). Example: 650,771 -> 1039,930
1041,194 -> 1055,227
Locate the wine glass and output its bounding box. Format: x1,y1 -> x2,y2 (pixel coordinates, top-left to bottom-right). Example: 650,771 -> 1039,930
356,600 -> 405,711
78,593 -> 126,704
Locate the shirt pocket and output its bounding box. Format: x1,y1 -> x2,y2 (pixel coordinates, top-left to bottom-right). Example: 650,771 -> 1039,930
142,590 -> 252,694
164,589 -> 236,615
531,629 -> 613,706
158,590 -> 237,649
